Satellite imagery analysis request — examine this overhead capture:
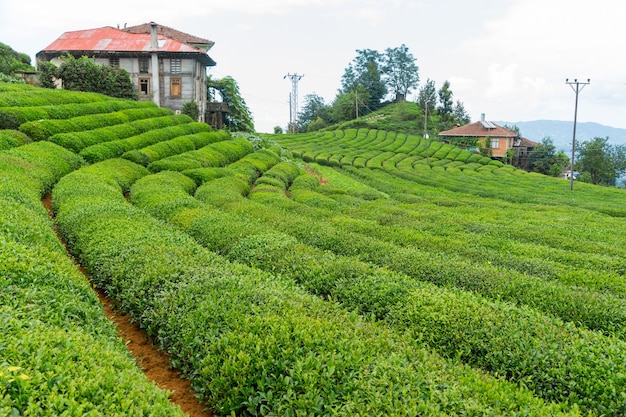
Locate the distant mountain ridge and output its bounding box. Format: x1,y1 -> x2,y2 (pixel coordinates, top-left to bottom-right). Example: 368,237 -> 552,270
497,120 -> 626,152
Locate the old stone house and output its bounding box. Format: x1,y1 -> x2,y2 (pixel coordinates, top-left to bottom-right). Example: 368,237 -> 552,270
36,22 -> 216,121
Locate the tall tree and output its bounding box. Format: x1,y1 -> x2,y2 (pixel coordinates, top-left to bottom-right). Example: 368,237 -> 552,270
437,80 -> 454,129
382,44 -> 419,100
341,49 -> 387,111
298,93 -> 330,132
453,100 -> 470,125
417,79 -> 437,112
576,137 -> 626,186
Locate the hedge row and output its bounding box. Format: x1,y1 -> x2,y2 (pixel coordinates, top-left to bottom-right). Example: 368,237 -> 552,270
147,137 -> 254,172
19,107 -> 173,141
0,83 -> 110,107
79,122 -> 210,163
0,100 -> 157,129
122,130 -> 231,166
133,169 -> 626,415
0,143 -> 185,416
51,159 -> 577,416
0,129 -> 30,150
49,114 -> 193,153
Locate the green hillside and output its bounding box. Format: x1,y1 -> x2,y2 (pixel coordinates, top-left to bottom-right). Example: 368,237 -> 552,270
2,83 -> 626,416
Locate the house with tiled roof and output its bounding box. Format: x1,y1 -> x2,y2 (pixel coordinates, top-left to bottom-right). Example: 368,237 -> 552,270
36,22 -> 216,120
439,114 -> 521,159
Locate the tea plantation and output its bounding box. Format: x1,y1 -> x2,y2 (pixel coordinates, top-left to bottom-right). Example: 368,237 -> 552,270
2,83 -> 626,416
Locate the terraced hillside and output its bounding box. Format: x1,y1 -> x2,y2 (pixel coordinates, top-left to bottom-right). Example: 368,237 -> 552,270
2,83 -> 626,416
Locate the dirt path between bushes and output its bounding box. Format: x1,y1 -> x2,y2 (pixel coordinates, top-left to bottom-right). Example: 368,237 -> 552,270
42,193 -> 212,417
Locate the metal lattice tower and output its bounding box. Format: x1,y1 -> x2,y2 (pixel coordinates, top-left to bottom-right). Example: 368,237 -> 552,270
284,73 -> 304,133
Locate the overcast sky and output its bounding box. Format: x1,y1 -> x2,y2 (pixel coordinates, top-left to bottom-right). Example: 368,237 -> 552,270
1,0 -> 624,135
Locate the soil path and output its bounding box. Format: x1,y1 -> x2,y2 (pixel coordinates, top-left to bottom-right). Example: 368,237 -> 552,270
42,193 -> 212,417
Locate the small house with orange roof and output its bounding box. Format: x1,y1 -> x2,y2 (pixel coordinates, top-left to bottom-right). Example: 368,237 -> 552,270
439,114 -> 521,159
37,22 -> 216,121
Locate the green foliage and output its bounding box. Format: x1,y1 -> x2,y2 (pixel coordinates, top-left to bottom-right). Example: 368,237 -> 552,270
19,107 -> 172,141
0,42 -> 33,76
382,44 -> 419,99
56,55 -> 138,100
36,60 -> 57,88
529,137 -> 570,176
576,136 -> 626,185
50,114 -> 191,153
0,99 -> 156,129
0,129 -> 30,150
181,101 -> 199,121
79,121 -> 208,163
0,144 -> 182,416
207,76 -> 254,132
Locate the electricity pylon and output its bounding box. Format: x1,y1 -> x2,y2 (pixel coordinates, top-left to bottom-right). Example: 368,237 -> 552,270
284,73 -> 304,133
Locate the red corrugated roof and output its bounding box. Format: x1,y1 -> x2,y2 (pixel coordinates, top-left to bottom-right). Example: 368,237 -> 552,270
40,26 -> 204,54
439,121 -> 519,138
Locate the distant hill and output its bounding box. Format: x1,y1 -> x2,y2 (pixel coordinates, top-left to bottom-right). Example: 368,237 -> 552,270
498,120 -> 626,152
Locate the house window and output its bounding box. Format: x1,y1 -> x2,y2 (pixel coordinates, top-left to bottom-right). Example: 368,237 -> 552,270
109,57 -> 119,67
170,78 -> 182,97
170,58 -> 182,74
139,78 -> 150,95
490,138 -> 500,149
139,57 -> 149,74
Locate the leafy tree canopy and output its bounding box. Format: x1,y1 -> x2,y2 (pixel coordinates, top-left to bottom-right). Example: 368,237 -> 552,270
576,136 -> 626,186
298,93 -> 331,132
340,49 -> 387,111
529,137 -> 570,177
208,76 -> 255,133
0,42 -> 33,76
382,44 -> 419,100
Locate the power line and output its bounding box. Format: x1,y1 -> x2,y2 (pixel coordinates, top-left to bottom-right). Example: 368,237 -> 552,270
565,78 -> 590,191
284,73 -> 304,133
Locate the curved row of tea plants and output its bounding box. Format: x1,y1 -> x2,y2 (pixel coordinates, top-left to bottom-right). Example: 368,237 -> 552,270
147,137 -> 254,172
187,164 -> 626,342
130,164 -> 626,415
122,130 -> 232,166
0,142 -> 185,416
305,163 -> 626,296
79,122 -> 211,163
49,114 -> 193,153
0,129 -> 30,150
0,83 -> 111,107
50,158 -> 578,416
0,99 -> 157,129
19,107 -> 173,141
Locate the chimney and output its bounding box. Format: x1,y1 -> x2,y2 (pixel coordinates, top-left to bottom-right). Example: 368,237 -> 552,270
481,113 -> 485,122
150,22 -> 158,49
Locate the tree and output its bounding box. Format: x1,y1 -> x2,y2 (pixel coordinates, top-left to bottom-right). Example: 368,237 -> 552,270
382,44 -> 419,100
417,79 -> 437,112
37,61 -> 57,89
437,80 -> 454,129
528,137 -> 570,176
298,93 -> 330,132
453,100 -> 470,125
329,86 -> 370,123
0,42 -> 33,76
56,55 -> 137,100
341,49 -> 387,111
207,76 -> 254,132
576,137 -> 626,186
